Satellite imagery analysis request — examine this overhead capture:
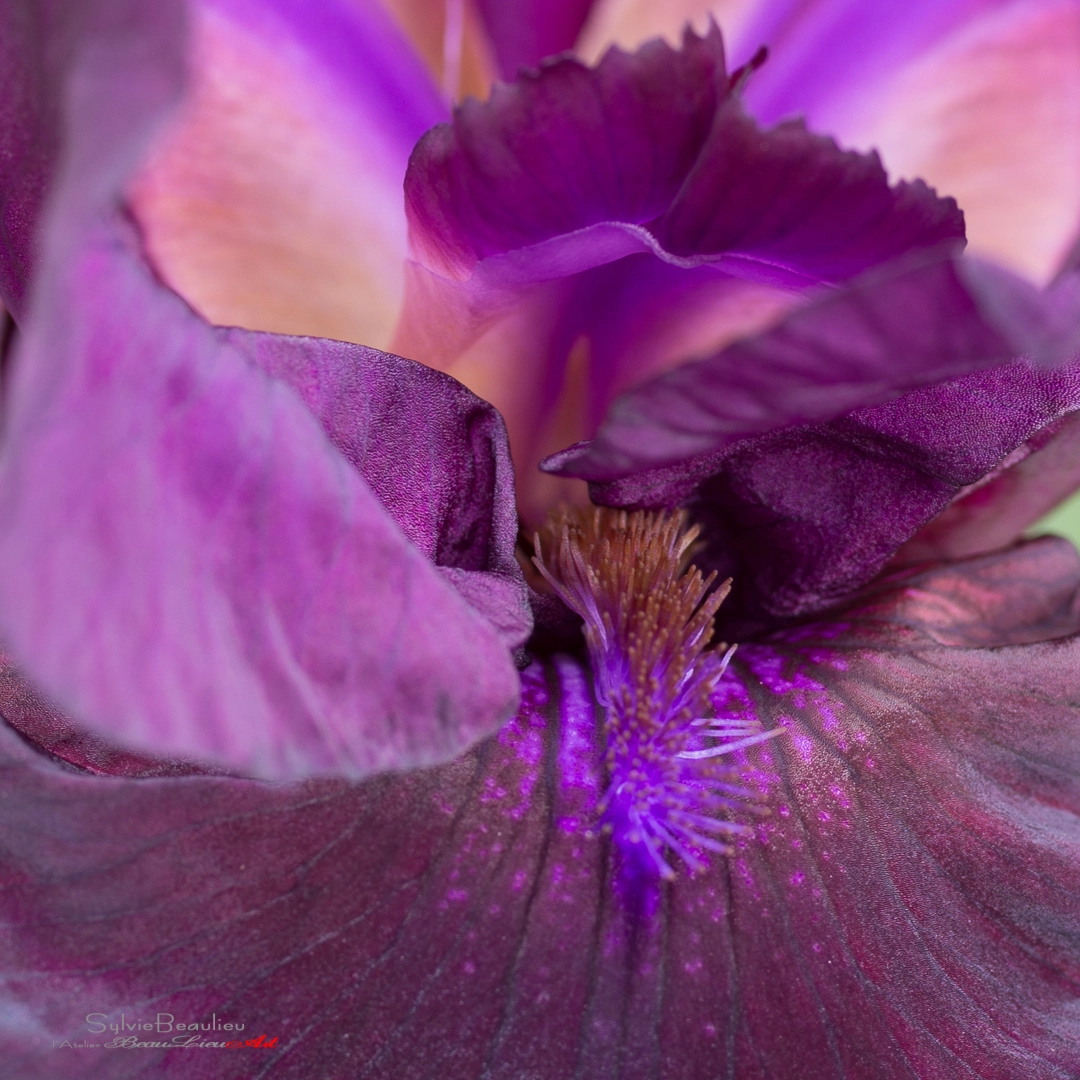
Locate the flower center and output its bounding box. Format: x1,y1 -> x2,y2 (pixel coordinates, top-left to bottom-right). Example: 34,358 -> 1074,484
533,507 -> 780,880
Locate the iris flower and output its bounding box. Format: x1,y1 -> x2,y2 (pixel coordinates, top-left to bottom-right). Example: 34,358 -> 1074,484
2,1 -> 1080,1077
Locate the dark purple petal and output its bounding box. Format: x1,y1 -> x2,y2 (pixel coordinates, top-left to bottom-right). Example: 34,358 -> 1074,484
545,251 -> 1080,620
893,410 -> 1080,566
223,327 -> 531,647
3,539 -> 1079,1077
0,0 -> 524,778
405,27 -> 731,277
549,254 -> 1068,481
405,26 -> 961,285
654,109 -> 961,283
474,0 -> 597,79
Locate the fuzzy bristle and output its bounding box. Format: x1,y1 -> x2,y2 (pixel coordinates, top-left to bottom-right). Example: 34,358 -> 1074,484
534,507 -> 780,879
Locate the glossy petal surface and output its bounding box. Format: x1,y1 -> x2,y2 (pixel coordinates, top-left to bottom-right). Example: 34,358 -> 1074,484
2,539 -> 1079,1078
0,0 -> 524,778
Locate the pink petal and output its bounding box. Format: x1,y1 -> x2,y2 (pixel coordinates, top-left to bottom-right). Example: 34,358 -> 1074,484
738,0 -> 1080,283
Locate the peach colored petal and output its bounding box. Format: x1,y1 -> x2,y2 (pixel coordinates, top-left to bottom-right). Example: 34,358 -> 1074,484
128,1 -> 444,349
837,0 -> 1080,284
575,0 -> 759,64
376,0 -> 496,100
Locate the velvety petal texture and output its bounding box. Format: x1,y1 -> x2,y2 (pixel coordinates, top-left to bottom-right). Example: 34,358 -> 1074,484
548,254 -> 1080,620
2,539 -> 1079,1078
397,25 -> 964,518
0,0 -> 526,778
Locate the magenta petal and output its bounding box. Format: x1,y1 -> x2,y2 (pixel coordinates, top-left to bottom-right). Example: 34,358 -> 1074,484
0,0 -> 524,778
3,540 -> 1080,1077
474,0 -> 598,79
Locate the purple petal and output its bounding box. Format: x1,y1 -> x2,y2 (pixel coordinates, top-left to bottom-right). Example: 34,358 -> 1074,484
893,409 -> 1080,566
398,25 -> 962,515
474,0 -> 598,79
223,327 -> 530,647
733,0 -> 1016,129
0,0 -> 524,777
549,254 -> 1067,480
405,27 -> 731,278
3,539 -> 1079,1077
548,255 -> 1080,618
405,25 -> 961,284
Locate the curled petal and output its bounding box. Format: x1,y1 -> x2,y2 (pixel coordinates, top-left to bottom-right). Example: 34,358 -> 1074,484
405,26 -> 961,285
399,25 -> 962,514
0,0 -> 524,778
549,254 -> 1080,618
548,254 -> 1075,481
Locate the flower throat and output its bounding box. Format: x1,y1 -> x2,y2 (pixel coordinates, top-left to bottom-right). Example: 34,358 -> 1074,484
534,507 -> 779,880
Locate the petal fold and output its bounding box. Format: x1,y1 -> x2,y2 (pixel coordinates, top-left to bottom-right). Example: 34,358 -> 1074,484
0,0 -> 524,778
548,254 -> 1080,618
398,25 -> 963,516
